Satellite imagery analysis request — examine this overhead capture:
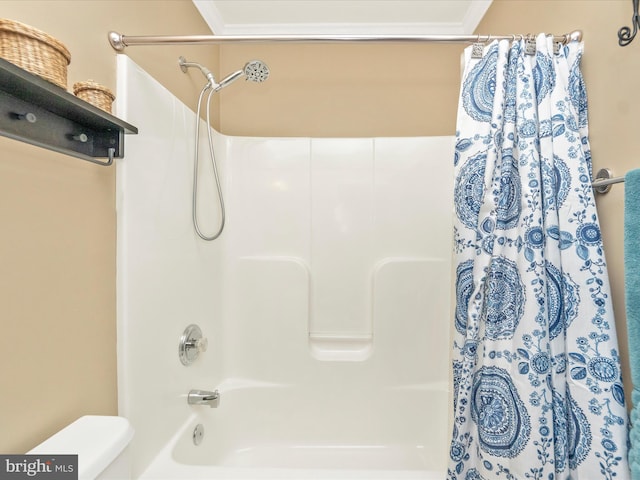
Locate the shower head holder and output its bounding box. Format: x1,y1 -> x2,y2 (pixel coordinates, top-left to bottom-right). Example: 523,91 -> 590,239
178,56 -> 270,91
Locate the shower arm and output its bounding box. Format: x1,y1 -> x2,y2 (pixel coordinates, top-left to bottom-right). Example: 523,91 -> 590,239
179,56 -> 215,85
179,57 -> 261,92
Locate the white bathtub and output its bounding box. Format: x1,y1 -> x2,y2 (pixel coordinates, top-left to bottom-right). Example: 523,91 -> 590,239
138,381 -> 448,479
116,56 -> 454,480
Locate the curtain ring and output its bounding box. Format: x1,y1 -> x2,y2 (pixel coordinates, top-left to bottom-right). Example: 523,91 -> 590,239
524,34 -> 537,55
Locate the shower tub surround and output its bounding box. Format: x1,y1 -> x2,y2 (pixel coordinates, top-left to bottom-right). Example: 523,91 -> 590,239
116,55 -> 454,479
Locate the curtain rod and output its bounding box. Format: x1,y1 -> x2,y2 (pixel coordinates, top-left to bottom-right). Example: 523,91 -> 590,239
107,30 -> 582,51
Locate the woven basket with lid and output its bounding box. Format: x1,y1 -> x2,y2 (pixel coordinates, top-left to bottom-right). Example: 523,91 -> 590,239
0,18 -> 71,89
73,80 -> 115,114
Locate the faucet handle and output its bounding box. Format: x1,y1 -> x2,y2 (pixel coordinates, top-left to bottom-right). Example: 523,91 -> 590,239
179,324 -> 208,366
195,337 -> 208,353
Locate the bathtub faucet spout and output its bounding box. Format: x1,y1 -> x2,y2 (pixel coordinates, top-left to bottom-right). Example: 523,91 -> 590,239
188,389 -> 220,408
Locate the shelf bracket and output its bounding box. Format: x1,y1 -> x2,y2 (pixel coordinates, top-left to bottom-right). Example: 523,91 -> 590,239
0,57 -> 137,165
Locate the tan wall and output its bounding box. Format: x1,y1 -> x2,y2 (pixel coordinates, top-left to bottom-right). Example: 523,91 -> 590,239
1,0 -> 636,456
217,42 -> 464,137
218,0 -> 638,401
0,1 -> 217,453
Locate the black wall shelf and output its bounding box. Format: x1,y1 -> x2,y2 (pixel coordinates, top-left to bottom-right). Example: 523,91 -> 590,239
0,57 -> 137,166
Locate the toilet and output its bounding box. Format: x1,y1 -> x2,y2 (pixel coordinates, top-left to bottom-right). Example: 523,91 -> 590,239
28,415 -> 134,480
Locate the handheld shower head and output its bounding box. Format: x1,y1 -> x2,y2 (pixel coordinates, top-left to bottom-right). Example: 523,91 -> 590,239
213,60 -> 270,91
179,56 -> 270,91
180,57 -> 270,242
244,60 -> 270,83
214,69 -> 244,92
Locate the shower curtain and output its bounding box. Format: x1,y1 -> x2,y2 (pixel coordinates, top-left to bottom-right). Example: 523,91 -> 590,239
449,34 -> 630,479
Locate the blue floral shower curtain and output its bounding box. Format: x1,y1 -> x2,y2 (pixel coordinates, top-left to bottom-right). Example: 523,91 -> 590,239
449,34 -> 630,479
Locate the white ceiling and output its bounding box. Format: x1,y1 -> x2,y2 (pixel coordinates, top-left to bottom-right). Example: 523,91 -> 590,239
193,0 -> 493,35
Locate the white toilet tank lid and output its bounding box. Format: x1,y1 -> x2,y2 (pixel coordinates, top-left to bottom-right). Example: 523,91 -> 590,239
28,415 -> 134,480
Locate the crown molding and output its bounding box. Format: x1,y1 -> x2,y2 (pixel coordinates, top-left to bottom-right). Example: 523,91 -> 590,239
219,22 -> 469,36
193,0 -> 226,35
193,0 -> 493,36
462,0 -> 493,34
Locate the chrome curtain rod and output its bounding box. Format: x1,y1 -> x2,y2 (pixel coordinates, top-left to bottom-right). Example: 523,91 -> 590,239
108,30 -> 582,51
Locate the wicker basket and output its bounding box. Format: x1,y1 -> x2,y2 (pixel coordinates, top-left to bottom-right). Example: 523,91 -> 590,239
73,80 -> 115,114
0,18 -> 71,89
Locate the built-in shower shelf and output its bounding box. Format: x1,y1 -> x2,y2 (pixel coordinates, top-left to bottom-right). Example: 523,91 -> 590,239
309,335 -> 373,362
0,57 -> 137,166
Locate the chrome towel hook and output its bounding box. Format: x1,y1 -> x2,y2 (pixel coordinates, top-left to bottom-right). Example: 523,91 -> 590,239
619,0 -> 640,46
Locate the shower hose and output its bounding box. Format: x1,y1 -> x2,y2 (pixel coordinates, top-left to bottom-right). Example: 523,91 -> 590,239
192,82 -> 225,241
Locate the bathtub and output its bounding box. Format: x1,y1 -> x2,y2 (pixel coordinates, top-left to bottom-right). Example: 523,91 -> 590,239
138,380 -> 449,479
116,56 -> 454,480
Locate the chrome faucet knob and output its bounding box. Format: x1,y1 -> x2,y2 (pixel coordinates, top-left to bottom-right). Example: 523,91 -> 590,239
195,337 -> 208,353
185,336 -> 208,352
179,324 -> 208,366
